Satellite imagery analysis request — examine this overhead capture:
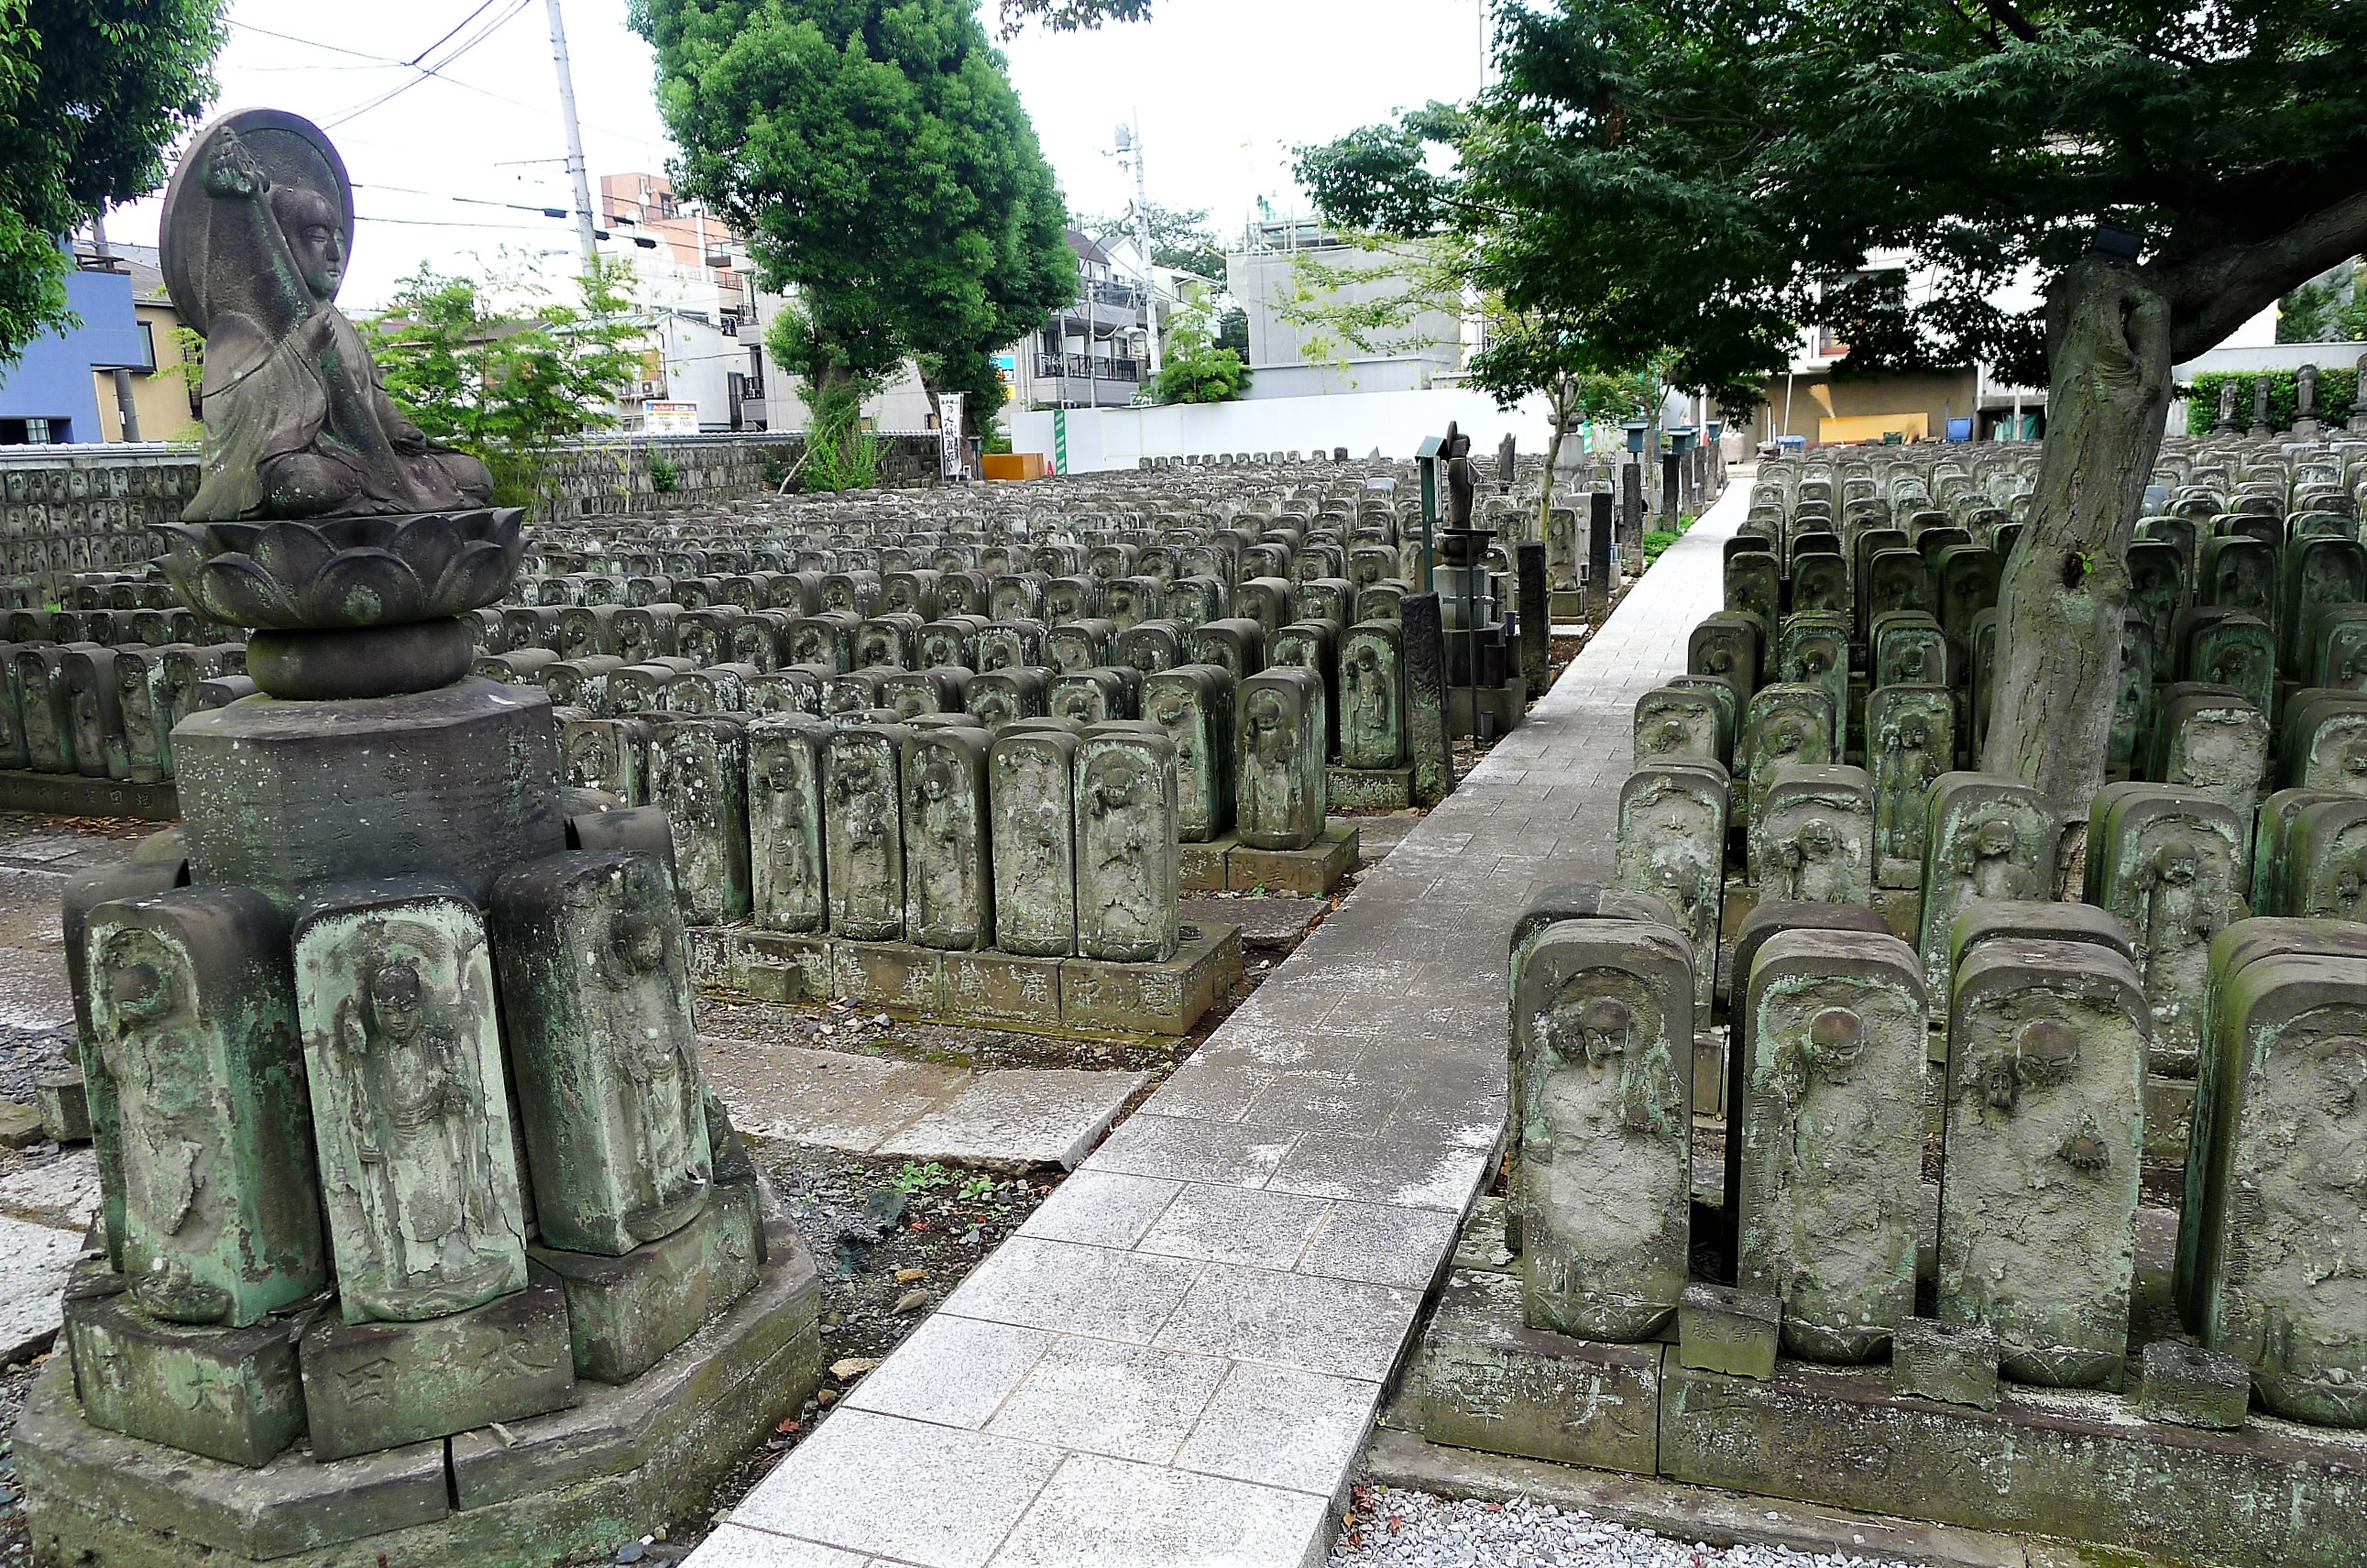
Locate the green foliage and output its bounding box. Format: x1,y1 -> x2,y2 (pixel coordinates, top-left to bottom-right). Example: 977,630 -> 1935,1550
2279,268 -> 2348,345
1083,200 -> 1224,281
802,377 -> 882,491
633,0 -> 1077,440
364,257 -> 645,510
1295,2 -> 2367,411
762,452 -> 793,489
1152,304 -> 1249,404
956,1174 -> 1000,1202
987,0 -> 1147,34
1214,306 -> 1249,356
0,0 -> 225,367
890,1160 -> 954,1194
2181,369 -> 2360,437
1640,513 -> 1697,565
647,449 -> 681,492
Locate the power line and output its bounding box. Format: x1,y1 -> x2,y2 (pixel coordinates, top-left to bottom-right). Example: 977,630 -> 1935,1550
226,17 -> 673,151
324,0 -> 536,128
404,0 -> 509,66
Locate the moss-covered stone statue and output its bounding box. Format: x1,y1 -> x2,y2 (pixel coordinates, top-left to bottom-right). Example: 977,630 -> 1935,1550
162,110 -> 491,521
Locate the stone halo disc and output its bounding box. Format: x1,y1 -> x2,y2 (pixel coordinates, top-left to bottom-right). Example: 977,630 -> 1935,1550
159,107 -> 356,339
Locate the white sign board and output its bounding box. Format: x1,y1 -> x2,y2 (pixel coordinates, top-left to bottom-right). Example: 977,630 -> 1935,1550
939,393 -> 964,479
642,400 -> 700,436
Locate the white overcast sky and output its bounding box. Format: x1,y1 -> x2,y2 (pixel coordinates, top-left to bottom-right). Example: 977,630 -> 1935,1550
112,0 -> 1491,312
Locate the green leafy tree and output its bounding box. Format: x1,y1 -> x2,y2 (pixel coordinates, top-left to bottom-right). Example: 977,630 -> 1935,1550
2279,269 -> 2342,345
0,0 -> 225,367
1299,2 -> 2367,828
632,0 -> 1077,445
1083,201 -> 1225,281
1151,304 -> 1248,404
1214,305 -> 1248,356
364,258 -> 645,510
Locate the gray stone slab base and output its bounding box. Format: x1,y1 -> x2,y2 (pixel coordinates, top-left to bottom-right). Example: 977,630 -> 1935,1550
1230,821 -> 1360,895
19,1215 -> 823,1568
1392,1212 -> 2367,1568
1327,765 -> 1413,812
0,768 -> 178,821
693,922 -> 1243,1036
1360,1427 -> 2047,1568
1179,832 -> 1239,892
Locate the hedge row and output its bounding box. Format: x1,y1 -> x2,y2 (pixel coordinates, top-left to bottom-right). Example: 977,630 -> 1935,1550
2183,367 -> 2362,436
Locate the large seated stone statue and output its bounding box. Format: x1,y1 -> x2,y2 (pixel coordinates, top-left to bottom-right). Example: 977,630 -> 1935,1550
161,109 -> 492,521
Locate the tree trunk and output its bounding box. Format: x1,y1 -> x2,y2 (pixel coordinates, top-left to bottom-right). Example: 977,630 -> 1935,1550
1536,380 -> 1572,542
1979,258 -> 2172,832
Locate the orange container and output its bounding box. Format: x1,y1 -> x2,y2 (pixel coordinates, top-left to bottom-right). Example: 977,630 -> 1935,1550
981,452 -> 1046,481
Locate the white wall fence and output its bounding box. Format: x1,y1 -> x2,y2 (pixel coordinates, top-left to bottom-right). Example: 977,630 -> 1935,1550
1008,386 -> 1571,473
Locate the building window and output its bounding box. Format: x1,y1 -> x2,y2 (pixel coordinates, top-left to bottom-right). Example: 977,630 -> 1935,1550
0,417 -> 65,444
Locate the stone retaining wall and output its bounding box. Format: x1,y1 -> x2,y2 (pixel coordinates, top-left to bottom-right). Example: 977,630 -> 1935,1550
537,433 -> 943,521
0,434 -> 945,600
0,446 -> 195,594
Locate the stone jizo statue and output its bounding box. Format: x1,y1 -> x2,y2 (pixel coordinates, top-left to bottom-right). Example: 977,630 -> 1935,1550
162,110 -> 491,521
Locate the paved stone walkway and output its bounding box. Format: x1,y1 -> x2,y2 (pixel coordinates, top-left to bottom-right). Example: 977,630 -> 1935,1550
691,477 -> 1746,1568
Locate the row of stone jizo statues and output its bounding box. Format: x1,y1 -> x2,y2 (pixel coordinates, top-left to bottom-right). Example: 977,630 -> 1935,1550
1616,755 -> 2292,1077
1509,887 -> 2367,1430
0,638 -> 250,784
61,834 -> 751,1468
558,665 -> 1335,943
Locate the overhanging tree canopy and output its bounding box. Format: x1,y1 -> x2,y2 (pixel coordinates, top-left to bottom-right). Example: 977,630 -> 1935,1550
1299,0 -> 2367,824
630,0 -> 1076,435
0,0 -> 225,367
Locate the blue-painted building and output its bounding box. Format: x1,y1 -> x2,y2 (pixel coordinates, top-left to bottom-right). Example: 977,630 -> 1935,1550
0,247 -> 153,445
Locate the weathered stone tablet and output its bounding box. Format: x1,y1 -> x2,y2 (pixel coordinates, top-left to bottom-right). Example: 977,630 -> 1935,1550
1939,937 -> 2144,1387
1737,928 -> 1923,1363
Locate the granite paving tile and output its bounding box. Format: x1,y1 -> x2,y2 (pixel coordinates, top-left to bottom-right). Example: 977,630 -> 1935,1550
986,1453 -> 1331,1568
1155,1260 -> 1419,1380
937,1235 -> 1202,1343
1134,1182 -> 1333,1270
982,1336 -> 1229,1463
724,1409 -> 1061,1568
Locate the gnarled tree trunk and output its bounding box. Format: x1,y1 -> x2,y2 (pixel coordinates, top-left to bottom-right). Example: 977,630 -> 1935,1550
1979,257 -> 2172,834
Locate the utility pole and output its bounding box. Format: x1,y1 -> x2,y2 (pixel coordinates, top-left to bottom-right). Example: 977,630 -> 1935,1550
1115,116 -> 1162,381
87,214 -> 142,443
544,0 -> 600,277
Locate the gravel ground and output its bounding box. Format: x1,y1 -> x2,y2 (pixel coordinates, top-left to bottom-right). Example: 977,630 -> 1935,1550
1331,1487 -> 1912,1568
0,1024 -> 70,1106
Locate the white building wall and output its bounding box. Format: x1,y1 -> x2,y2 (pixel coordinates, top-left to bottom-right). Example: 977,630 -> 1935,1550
1008,385 -> 1563,472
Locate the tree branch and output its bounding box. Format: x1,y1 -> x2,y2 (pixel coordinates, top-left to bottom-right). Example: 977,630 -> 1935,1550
2154,187 -> 2367,360
1975,0 -> 2038,43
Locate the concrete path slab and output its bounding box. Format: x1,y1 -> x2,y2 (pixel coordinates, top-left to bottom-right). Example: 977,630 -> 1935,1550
691,475 -> 1747,1568
879,1069 -> 1149,1171
704,1039 -> 971,1153
0,944 -> 74,1030
1180,896 -> 1324,949
0,1212 -> 82,1364
704,1039 -> 1148,1170
0,1147 -> 99,1230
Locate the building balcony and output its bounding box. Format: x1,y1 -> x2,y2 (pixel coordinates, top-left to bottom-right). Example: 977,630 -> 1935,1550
1036,354 -> 1141,383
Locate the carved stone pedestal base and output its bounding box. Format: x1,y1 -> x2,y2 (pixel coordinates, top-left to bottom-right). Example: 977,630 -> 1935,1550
66,1288 -> 305,1469
173,677 -> 564,905
18,1214 -> 823,1568
1328,764 -> 1414,812
1231,821 -> 1361,895
298,1265 -> 577,1462
530,1178 -> 763,1384
690,924 -> 1244,1036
